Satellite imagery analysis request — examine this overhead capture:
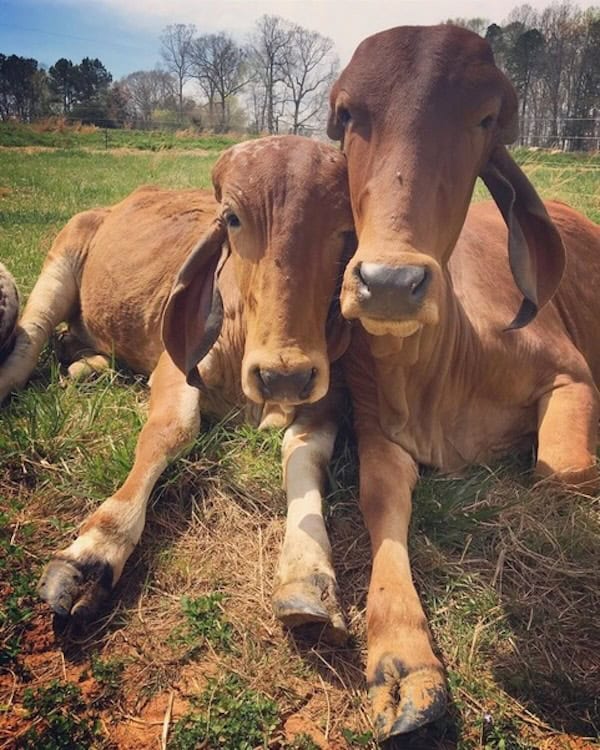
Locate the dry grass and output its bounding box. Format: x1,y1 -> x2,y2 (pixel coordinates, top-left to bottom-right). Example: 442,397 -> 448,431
30,116 -> 99,134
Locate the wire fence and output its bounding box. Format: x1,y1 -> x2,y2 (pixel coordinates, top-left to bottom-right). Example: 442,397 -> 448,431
9,115 -> 600,153
518,117 -> 600,151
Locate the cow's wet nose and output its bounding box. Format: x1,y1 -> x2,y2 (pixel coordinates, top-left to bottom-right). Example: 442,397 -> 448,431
255,366 -> 317,402
355,262 -> 430,318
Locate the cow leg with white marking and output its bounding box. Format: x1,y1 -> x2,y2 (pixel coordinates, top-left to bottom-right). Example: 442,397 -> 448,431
37,351 -> 200,620
272,389 -> 347,644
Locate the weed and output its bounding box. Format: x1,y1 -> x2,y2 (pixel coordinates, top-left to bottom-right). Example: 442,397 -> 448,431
170,592 -> 234,655
0,506 -> 37,666
17,680 -> 102,749
169,674 -> 278,749
285,734 -> 321,749
90,655 -> 125,699
342,727 -> 374,746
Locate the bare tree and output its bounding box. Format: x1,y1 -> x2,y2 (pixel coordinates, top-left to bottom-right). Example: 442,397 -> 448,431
444,17 -> 490,35
191,33 -> 250,132
121,70 -> 177,125
249,15 -> 292,133
281,25 -> 338,134
160,23 -> 196,122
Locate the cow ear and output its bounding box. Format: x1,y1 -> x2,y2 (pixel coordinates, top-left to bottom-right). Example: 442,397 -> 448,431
162,217 -> 229,387
326,231 -> 356,361
327,309 -> 352,362
211,148 -> 233,202
327,82 -> 345,141
480,146 -> 565,329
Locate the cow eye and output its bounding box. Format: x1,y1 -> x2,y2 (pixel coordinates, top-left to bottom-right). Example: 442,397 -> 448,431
338,107 -> 352,127
225,212 -> 241,228
479,114 -> 496,130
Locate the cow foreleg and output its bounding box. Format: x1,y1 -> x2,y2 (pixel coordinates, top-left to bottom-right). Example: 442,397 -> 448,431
272,404 -> 347,644
37,353 -> 200,621
357,417 -> 446,740
536,379 -> 599,488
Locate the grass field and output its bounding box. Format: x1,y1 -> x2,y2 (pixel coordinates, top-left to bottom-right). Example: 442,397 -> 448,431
0,120 -> 243,152
0,129 -> 599,750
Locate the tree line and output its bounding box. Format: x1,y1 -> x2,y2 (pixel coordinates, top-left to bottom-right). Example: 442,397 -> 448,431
447,3 -> 599,149
1,3 -> 598,148
0,14 -> 338,136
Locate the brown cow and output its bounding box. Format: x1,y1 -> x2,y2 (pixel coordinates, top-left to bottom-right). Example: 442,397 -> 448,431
325,25 -> 600,739
1,136 -> 353,642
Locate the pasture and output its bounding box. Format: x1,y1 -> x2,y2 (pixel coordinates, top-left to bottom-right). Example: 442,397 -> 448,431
0,133 -> 599,749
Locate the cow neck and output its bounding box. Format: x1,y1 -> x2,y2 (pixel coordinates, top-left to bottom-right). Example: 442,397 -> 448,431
367,269 -> 481,442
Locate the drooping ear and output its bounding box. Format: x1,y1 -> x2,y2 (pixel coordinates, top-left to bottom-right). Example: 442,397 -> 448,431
481,145 -> 565,329
162,217 -> 229,387
326,231 -> 356,361
327,80 -> 344,141
211,149 -> 233,202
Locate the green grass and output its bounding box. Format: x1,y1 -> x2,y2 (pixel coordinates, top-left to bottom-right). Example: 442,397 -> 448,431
0,137 -> 598,749
473,148 -> 600,223
0,148 -> 216,297
0,120 -> 243,151
169,674 -> 279,750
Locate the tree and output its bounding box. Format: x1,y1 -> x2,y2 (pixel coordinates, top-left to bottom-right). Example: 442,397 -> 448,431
281,25 -> 338,134
121,70 -> 177,125
48,57 -> 77,113
508,27 -> 545,122
160,23 -> 196,122
249,15 -> 292,133
76,57 -> 112,102
191,33 -> 250,132
104,82 -> 130,127
0,54 -> 46,120
444,17 -> 490,36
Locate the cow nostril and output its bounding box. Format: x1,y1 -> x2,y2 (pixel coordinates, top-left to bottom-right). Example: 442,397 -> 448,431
409,267 -> 429,300
299,367 -> 317,400
255,366 -> 317,401
354,262 -> 367,287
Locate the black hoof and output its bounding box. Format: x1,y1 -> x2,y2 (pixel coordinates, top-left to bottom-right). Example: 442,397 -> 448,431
368,655 -> 447,740
272,572 -> 348,645
37,555 -> 113,621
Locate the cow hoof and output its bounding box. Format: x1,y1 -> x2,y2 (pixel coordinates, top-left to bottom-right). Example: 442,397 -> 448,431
37,555 -> 113,622
368,655 -> 447,740
272,573 -> 348,644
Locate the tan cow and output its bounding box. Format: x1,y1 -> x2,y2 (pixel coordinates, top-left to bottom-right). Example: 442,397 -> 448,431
1,136 -> 353,643
325,25 -> 600,739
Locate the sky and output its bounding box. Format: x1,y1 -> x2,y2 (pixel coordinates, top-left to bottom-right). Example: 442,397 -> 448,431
0,0 -> 593,79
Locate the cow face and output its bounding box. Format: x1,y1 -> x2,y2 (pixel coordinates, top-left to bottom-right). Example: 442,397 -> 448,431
327,25 -> 562,337
163,136 -> 354,405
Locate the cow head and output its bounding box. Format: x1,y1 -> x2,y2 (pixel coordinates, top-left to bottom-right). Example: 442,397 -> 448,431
328,25 -> 564,336
163,136 -> 354,405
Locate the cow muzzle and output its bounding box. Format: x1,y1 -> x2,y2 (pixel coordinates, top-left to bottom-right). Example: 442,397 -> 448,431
355,262 -> 430,318
242,349 -> 329,405
340,252 -> 441,336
